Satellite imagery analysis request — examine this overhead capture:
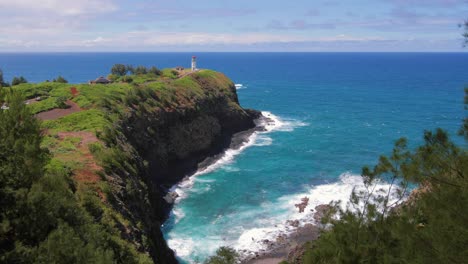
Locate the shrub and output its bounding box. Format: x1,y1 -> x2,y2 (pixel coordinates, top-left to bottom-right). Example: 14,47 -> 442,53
148,66 -> 162,76
11,76 -> 28,86
205,247 -> 239,264
122,76 -> 133,83
53,76 -> 68,83
134,66 -> 148,75
126,65 -> 135,74
107,74 -> 118,82
111,64 -> 127,76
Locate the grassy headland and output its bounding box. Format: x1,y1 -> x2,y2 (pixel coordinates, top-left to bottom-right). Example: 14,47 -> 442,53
0,67 -> 257,264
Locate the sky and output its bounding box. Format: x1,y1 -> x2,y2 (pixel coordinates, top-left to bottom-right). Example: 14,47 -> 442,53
0,0 -> 467,52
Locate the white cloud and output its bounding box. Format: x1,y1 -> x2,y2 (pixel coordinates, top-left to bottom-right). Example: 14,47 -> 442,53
0,0 -> 117,16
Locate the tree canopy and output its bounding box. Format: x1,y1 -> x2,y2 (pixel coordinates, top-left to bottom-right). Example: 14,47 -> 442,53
53,76 -> 68,83
11,76 -> 27,86
110,64 -> 127,76
0,69 -> 9,88
0,90 -> 151,263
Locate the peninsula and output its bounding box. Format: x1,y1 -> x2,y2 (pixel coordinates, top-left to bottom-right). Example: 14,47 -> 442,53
0,65 -> 261,263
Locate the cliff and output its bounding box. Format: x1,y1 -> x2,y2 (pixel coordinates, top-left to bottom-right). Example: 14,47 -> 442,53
15,69 -> 260,263
105,70 -> 260,262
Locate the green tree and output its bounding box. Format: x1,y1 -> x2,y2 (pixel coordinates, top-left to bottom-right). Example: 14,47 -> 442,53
148,66 -> 162,76
11,76 -> 27,86
0,69 -> 7,87
53,76 -> 68,83
306,129 -> 467,263
126,65 -> 135,75
134,66 -> 148,75
205,247 -> 239,264
122,75 -> 133,83
461,88 -> 468,140
111,64 -> 127,76
0,89 -> 48,259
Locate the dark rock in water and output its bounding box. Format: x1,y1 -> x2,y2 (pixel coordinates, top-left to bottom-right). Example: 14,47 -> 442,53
313,204 -> 333,223
163,191 -> 179,204
295,196 -> 309,213
286,219 -> 300,228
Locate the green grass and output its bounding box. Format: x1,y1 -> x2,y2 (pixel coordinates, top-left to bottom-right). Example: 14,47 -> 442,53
73,83 -> 131,109
42,109 -> 110,133
162,69 -> 179,79
4,68 -> 243,264
14,82 -> 70,99
29,97 -> 68,114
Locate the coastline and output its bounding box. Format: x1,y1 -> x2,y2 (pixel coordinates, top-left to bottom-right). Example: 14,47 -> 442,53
242,204 -> 330,264
163,111 -> 319,261
164,112 -> 273,205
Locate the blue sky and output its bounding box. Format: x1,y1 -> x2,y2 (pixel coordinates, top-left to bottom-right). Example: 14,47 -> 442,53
0,0 -> 467,51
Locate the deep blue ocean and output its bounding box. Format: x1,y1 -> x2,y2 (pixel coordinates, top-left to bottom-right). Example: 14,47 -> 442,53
1,52 -> 467,262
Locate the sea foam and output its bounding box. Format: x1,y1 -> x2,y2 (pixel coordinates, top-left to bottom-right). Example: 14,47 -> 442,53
167,172 -> 406,262
169,111 -> 307,204
232,172 -> 406,259
166,112 -> 311,261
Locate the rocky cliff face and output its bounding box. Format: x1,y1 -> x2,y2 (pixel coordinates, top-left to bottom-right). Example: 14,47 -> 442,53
108,71 -> 260,263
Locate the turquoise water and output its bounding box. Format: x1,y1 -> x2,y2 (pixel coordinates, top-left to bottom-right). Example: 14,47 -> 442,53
1,52 -> 467,262
160,53 -> 468,262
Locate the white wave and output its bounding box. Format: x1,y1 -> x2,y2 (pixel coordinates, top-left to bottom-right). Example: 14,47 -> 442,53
173,208 -> 186,224
167,237 -> 195,258
168,235 -> 233,264
253,135 -> 273,146
233,172 -> 407,258
167,172 -> 405,262
235,84 -> 245,89
222,166 -> 241,172
167,112 -> 311,260
260,111 -> 309,132
170,112 -> 308,205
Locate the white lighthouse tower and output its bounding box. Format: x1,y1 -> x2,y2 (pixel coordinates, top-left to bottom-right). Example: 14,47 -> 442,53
191,56 -> 197,72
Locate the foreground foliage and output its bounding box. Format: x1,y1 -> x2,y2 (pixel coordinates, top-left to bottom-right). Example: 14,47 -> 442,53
0,90 -> 151,263
205,247 -> 239,264
302,90 -> 468,263
1,69 -> 233,263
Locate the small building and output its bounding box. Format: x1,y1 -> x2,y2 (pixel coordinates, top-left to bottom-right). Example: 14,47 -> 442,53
89,76 -> 111,85
175,66 -> 185,71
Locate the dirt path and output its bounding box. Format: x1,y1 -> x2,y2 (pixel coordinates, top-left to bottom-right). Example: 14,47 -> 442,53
36,100 -> 82,120
57,131 -> 102,184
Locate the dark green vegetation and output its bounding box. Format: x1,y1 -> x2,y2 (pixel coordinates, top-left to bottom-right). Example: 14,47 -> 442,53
0,68 -> 258,264
0,89 -> 153,263
108,64 -> 169,84
0,69 -> 8,87
110,64 -> 162,80
53,76 -> 68,83
205,247 -> 239,264
11,76 -> 28,86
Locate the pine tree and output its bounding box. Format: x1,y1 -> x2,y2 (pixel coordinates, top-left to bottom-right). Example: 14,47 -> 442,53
0,89 -> 48,260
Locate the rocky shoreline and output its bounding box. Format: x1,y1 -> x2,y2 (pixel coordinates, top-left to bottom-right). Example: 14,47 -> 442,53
164,113 -> 272,205
163,112 -> 329,264
242,203 -> 332,264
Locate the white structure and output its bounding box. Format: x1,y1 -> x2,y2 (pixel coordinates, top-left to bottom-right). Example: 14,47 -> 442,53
191,56 -> 197,71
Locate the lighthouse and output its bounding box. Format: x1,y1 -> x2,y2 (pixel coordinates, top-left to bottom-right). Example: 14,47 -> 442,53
191,56 -> 197,72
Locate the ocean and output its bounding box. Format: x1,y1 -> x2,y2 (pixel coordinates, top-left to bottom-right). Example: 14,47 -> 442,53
1,52 -> 467,262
